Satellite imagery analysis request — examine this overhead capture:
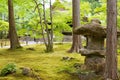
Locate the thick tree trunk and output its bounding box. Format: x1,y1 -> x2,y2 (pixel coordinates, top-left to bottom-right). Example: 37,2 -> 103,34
105,0 -> 118,80
8,0 -> 21,49
68,0 -> 81,53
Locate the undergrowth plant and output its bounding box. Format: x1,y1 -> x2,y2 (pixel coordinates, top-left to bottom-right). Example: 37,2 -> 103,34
0,63 -> 16,76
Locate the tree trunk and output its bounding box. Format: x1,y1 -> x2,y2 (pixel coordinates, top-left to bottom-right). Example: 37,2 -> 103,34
68,0 -> 81,53
50,0 -> 53,52
33,0 -> 53,52
8,0 -> 21,49
105,0 -> 118,80
43,0 -> 53,52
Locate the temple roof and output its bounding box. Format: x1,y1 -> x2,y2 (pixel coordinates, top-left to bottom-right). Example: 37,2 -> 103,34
62,31 -> 72,35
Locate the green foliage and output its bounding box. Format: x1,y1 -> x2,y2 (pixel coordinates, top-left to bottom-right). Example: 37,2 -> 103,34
80,2 -> 91,16
117,49 -> 120,54
118,16 -> 120,28
0,0 -> 8,13
52,10 -> 72,41
81,0 -> 101,13
118,1 -> 120,28
91,2 -> 106,25
0,20 -> 8,39
0,20 -> 8,31
0,0 -> 120,40
0,63 -> 16,76
52,0 -> 65,10
80,0 -> 107,26
54,31 -> 64,42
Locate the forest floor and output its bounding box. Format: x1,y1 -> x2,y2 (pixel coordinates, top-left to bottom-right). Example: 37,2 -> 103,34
0,43 -> 83,80
0,43 -> 120,80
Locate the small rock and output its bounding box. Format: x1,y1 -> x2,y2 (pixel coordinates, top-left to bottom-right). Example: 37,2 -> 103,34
20,67 -> 31,76
62,57 -> 69,60
78,72 -> 97,80
74,63 -> 81,69
62,57 -> 75,61
80,65 -> 87,70
70,57 -> 75,60
26,48 -> 35,51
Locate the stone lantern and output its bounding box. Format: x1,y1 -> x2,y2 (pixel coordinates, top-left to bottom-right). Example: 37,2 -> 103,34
74,19 -> 106,75
74,19 -> 120,75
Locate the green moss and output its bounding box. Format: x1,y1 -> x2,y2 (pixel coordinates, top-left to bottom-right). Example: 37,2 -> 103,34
0,44 -> 84,80
0,44 -> 120,80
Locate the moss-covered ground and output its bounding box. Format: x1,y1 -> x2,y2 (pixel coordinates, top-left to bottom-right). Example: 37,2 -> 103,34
0,43 -> 120,80
0,43 -> 84,80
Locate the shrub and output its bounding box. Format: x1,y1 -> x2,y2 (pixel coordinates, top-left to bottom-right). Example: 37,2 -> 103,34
0,63 -> 16,76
